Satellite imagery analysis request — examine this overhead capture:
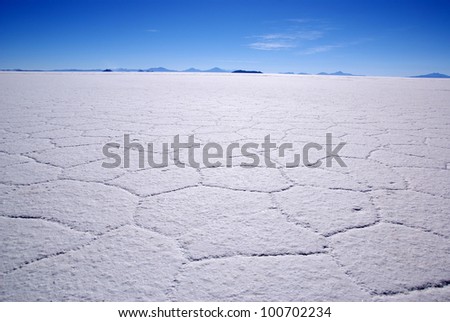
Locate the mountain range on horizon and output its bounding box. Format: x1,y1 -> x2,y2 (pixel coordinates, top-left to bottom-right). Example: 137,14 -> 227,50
0,67 -> 230,73
145,67 -> 231,73
1,68 -> 449,78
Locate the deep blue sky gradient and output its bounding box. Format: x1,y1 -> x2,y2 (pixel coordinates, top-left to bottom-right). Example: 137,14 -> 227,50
1,0 -> 449,76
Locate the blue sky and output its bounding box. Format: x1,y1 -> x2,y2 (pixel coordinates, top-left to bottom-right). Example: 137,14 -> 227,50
1,0 -> 449,76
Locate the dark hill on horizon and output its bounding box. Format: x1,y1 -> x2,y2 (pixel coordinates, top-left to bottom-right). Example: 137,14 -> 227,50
411,73 -> 450,78
232,70 -> 263,74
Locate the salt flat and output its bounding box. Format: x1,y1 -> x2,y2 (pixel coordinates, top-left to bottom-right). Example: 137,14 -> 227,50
0,72 -> 449,301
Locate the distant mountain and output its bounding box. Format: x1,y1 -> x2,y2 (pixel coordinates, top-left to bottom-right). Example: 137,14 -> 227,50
232,70 -> 263,74
318,71 -> 355,76
204,67 -> 228,73
145,67 -> 176,72
411,73 -> 450,79
183,67 -> 202,72
297,72 -> 310,75
181,67 -> 229,73
280,72 -> 295,74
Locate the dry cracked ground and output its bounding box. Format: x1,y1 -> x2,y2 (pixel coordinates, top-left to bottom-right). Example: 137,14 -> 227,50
0,72 -> 449,301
